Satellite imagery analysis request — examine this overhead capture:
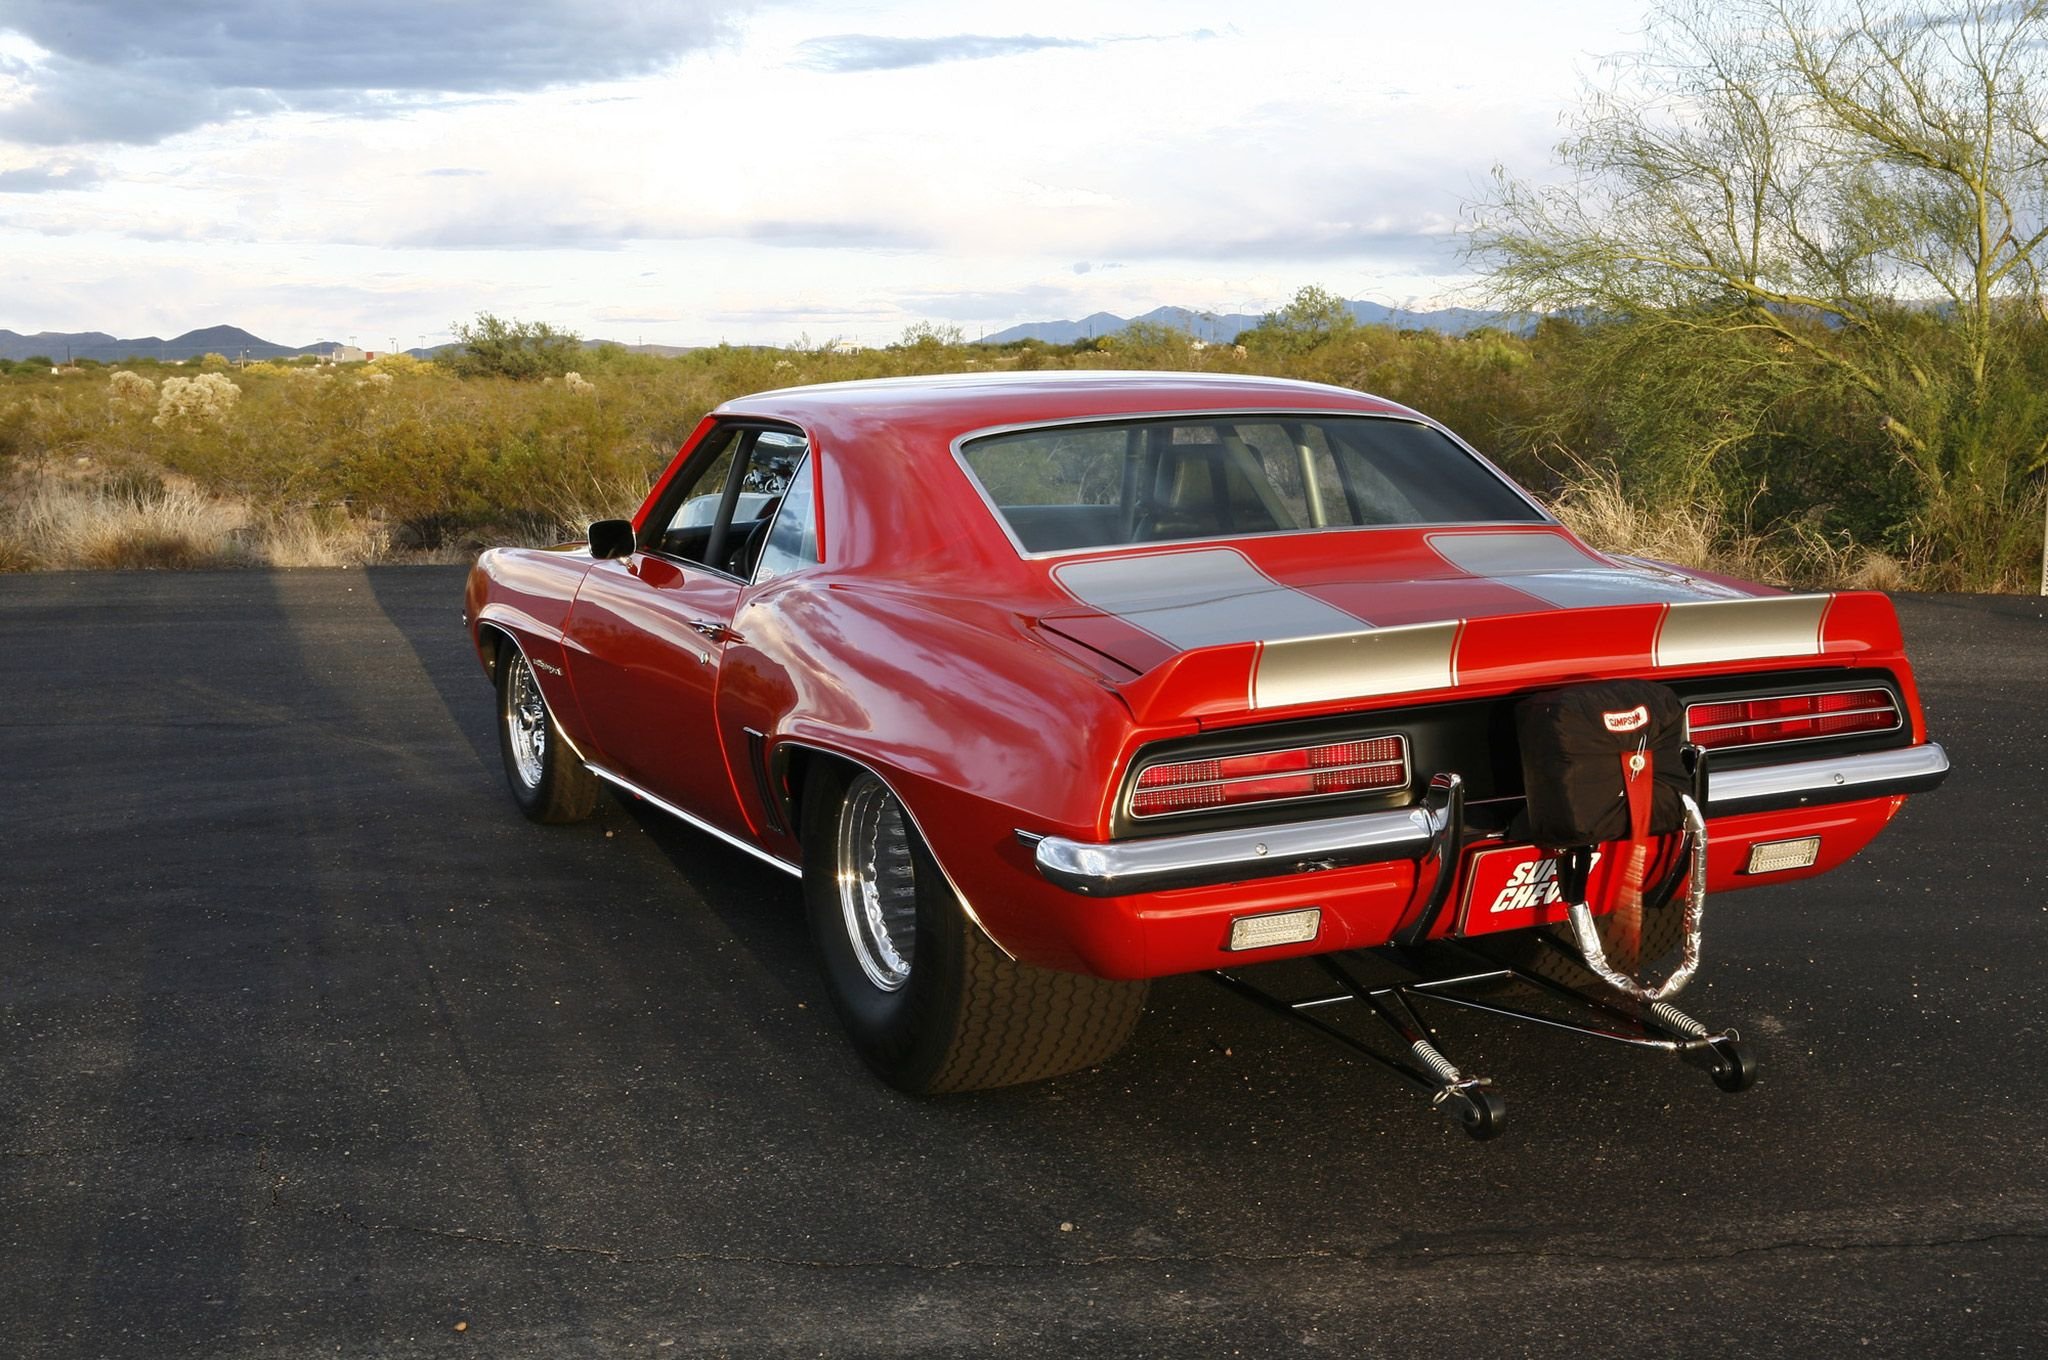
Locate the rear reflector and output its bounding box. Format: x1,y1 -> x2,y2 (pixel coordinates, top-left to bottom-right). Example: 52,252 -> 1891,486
1746,837 -> 1821,874
1132,735 -> 1407,818
1228,908 -> 1322,951
1685,688 -> 1899,750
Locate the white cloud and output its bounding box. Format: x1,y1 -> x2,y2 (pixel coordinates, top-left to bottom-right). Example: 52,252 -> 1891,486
0,0 -> 741,144
0,0 -> 1647,343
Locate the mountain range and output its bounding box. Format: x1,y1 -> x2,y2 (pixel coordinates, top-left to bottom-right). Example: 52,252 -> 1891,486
0,324 -> 698,364
977,300 -> 1531,346
0,324 -> 340,364
2,300 -> 1533,364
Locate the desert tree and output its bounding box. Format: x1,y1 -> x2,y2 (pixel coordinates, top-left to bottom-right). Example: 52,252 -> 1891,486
896,321 -> 965,348
1248,286 -> 1357,354
1467,0 -> 2048,584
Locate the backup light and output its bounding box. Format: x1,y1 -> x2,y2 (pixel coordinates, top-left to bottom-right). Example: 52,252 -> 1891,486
1746,837 -> 1822,874
1132,735 -> 1407,818
1228,908 -> 1322,952
1686,689 -> 1900,750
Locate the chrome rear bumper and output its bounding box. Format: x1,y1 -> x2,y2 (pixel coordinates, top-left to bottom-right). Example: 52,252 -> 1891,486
1032,742 -> 1949,896
1700,741 -> 1949,814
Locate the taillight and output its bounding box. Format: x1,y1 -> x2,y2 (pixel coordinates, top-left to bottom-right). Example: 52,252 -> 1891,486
1131,735 -> 1407,818
1685,688 -> 1900,750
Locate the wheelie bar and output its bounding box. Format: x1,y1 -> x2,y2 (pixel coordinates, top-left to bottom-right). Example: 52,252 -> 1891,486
1431,933 -> 1758,1094
1211,943 -> 1756,1141
1213,954 -> 1507,1139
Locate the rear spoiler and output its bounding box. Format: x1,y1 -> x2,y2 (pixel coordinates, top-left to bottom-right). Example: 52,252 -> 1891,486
1113,592 -> 1906,726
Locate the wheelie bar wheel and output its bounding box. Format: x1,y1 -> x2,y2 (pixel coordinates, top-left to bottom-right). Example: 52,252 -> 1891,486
1435,1080 -> 1506,1140
1702,1035 -> 1758,1093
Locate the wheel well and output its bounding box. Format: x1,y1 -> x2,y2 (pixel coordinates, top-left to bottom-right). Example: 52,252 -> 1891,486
778,744 -> 833,841
477,623 -> 516,682
772,742 -> 1019,964
779,747 -> 909,846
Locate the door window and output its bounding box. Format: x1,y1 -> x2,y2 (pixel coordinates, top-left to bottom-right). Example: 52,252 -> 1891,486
648,425 -> 808,575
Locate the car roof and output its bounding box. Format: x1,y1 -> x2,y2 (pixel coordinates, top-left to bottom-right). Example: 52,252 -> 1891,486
715,369 -> 1420,435
702,370 -> 1449,594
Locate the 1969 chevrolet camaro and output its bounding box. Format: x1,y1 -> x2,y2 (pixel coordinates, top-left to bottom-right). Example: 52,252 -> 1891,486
464,371 -> 1947,1127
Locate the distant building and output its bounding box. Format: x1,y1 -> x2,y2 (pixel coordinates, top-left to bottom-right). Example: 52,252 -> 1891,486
328,345 -> 367,364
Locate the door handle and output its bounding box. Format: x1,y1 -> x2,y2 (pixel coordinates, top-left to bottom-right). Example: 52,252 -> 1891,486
688,620 -> 741,645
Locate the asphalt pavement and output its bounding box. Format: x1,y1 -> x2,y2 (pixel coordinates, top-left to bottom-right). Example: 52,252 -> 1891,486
1,570 -> 2042,1358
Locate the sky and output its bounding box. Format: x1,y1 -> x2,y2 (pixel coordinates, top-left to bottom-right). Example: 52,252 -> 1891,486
0,0 -> 1651,348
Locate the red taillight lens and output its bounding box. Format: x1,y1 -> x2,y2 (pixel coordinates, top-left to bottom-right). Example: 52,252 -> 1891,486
1685,689 -> 1899,749
1131,735 -> 1407,818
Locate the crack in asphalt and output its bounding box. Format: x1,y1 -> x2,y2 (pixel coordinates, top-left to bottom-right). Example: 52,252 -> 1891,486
0,719 -> 290,730
3,1132 -> 267,1157
257,1144 -> 288,1213
284,1198 -> 2048,1274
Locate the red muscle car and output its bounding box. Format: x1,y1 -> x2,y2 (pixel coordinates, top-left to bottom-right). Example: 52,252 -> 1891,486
464,371 -> 1947,1117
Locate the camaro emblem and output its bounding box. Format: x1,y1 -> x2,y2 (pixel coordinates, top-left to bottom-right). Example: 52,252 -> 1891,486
530,657 -> 563,676
1602,705 -> 1649,733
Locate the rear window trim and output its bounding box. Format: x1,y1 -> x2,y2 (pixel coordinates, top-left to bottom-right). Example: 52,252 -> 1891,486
948,408 -> 1557,562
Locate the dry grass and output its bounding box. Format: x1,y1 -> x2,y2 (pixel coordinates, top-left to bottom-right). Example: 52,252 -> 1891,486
534,471 -> 657,540
1549,471 -> 1736,573
1546,465 -> 1920,590
0,468 -> 419,571
250,508 -> 392,568
3,476 -> 254,570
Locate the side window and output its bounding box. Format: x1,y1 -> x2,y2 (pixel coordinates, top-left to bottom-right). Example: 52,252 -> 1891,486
648,425 -> 807,575
657,429 -> 742,547
753,452 -> 819,583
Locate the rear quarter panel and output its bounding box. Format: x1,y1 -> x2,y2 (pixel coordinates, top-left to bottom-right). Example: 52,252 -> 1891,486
717,573 -> 1168,971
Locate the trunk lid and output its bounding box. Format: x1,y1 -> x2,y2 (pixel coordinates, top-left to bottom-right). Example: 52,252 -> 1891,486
1026,527 -> 1892,725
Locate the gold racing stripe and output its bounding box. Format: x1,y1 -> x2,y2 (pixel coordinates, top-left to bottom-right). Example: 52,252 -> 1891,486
1252,620 -> 1462,710
1653,595 -> 1831,668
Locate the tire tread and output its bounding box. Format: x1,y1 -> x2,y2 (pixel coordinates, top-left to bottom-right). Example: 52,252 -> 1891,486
921,919 -> 1149,1093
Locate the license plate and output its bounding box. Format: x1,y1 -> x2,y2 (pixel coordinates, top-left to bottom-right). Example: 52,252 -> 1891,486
1455,844 -> 1609,937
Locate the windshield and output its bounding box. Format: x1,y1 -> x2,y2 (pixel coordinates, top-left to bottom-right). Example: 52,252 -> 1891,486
959,414 -> 1545,554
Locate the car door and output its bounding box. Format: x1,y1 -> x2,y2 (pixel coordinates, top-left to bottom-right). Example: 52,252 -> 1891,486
562,423 -> 806,837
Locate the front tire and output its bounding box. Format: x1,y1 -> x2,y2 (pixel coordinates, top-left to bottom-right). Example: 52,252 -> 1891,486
802,765 -> 1147,1094
495,642 -> 598,824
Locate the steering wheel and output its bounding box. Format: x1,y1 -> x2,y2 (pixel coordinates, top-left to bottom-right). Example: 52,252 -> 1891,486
727,497 -> 781,577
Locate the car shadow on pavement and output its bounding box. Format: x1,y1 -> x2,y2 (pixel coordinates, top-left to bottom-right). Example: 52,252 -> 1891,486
360,564 -> 498,777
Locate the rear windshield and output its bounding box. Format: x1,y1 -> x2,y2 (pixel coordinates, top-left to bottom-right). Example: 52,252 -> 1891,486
959,414 -> 1545,554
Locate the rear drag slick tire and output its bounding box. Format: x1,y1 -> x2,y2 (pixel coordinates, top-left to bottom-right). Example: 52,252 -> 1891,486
802,765 -> 1147,1094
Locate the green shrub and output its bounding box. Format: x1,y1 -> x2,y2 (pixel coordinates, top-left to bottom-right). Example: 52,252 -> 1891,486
0,307 -> 2036,587
440,313 -> 581,380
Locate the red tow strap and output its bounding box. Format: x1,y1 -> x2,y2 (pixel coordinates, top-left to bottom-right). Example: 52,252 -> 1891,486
1608,744 -> 1656,973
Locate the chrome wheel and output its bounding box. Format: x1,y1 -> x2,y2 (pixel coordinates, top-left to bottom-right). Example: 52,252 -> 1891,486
835,774 -> 918,991
503,652 -> 548,790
